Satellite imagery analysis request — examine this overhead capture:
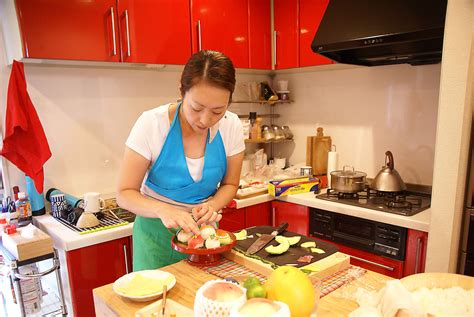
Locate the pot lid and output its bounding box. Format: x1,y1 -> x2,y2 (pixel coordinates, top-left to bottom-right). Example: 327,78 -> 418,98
331,165 -> 367,178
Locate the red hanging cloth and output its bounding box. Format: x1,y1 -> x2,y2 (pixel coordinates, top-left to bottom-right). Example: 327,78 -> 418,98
1,60 -> 51,193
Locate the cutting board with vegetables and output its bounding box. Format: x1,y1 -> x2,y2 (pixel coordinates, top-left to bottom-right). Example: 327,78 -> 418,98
224,226 -> 350,279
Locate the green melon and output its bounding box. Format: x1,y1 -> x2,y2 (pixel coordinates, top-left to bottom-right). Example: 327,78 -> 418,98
275,235 -> 301,246
234,229 -> 248,240
300,241 -> 317,248
310,248 -> 326,254
265,239 -> 290,255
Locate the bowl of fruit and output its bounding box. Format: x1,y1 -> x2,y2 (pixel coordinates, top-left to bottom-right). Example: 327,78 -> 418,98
171,225 -> 237,266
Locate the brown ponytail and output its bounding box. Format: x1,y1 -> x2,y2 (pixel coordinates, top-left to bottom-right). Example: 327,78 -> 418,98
180,50 -> 236,102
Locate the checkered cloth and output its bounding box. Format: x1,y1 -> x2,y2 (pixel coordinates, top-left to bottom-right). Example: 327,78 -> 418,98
196,258 -> 366,297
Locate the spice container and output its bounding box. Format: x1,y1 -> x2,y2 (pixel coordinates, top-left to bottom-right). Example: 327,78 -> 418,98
272,125 -> 285,140
262,125 -> 275,141
277,91 -> 290,101
281,126 -> 293,139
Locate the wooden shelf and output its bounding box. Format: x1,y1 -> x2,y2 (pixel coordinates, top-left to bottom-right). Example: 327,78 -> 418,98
244,138 -> 293,144
232,100 -> 293,104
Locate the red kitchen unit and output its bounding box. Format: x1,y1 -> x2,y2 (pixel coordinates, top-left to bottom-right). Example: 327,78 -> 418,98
66,237 -> 132,316
15,0 -> 122,62
403,229 -> 428,276
191,0 -> 249,68
248,0 -> 272,69
313,237 -> 405,278
273,0 -> 299,69
271,201 -> 309,236
220,202 -> 271,232
299,0 -> 334,67
117,0 -> 191,64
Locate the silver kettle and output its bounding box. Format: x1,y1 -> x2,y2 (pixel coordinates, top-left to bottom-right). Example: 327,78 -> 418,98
371,151 -> 406,192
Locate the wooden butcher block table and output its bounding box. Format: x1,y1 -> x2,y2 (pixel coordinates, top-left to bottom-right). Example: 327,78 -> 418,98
93,260 -> 391,317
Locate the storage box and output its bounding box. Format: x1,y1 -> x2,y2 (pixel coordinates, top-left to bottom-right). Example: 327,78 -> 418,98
268,176 -> 319,197
2,225 -> 53,261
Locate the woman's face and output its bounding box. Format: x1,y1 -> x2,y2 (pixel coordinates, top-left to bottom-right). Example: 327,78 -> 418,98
181,82 -> 230,134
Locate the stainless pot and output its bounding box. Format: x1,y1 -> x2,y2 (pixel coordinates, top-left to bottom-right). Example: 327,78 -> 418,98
371,151 -> 406,192
331,165 -> 367,193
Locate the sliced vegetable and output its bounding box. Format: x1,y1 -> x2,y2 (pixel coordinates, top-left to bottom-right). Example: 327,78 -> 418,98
234,229 -> 248,240
310,248 -> 326,254
300,241 -> 317,248
275,235 -> 301,246
265,239 -> 290,255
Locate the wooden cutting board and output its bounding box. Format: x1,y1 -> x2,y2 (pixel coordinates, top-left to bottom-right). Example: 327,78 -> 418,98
306,127 -> 332,176
1,225 -> 53,261
223,226 -> 350,279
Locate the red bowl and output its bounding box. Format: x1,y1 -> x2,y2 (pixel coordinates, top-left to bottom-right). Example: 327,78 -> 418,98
171,231 -> 237,266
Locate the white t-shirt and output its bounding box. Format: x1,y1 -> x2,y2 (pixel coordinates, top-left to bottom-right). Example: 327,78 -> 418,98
125,103 -> 245,182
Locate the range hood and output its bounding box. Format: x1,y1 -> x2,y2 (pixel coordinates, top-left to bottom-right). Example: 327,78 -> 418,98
311,0 -> 447,66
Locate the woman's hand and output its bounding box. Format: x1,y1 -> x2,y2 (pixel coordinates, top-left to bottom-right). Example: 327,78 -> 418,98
159,208 -> 200,235
191,202 -> 222,226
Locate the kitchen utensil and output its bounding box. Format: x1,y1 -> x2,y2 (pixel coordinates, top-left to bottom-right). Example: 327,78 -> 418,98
371,151 -> 407,192
306,127 -> 332,176
161,285 -> 167,317
76,212 -> 100,228
246,223 -> 288,255
330,165 -> 367,193
113,270 -> 176,302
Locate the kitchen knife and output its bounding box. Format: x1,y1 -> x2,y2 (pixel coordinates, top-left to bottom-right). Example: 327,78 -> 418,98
246,223 -> 289,255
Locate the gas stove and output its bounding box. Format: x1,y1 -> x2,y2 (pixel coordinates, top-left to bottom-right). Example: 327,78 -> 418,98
315,187 -> 431,216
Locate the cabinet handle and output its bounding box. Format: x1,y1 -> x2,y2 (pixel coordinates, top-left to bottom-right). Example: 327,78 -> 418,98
273,30 -> 277,67
123,244 -> 129,274
349,255 -> 395,271
272,207 -> 276,227
110,7 -> 117,56
197,20 -> 202,51
124,9 -> 131,58
415,237 -> 422,274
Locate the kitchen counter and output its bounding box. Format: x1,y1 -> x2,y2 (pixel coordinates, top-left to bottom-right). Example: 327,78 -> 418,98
34,214 -> 133,251
93,260 -> 391,316
35,190 -> 430,252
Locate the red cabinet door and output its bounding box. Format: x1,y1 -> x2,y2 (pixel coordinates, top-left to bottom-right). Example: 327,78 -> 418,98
220,207 -> 246,232
66,237 -> 132,316
273,0 -> 299,69
117,0 -> 191,64
299,0 -> 334,67
404,229 -> 428,276
191,0 -> 249,68
245,202 -> 271,227
271,201 -> 309,236
248,0 -> 272,69
15,0 -> 121,62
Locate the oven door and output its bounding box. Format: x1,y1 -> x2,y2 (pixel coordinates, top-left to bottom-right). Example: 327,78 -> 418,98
332,213 -> 376,252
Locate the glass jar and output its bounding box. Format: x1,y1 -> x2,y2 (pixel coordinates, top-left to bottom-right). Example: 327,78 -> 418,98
272,125 -> 285,140
281,125 -> 294,139
262,125 -> 275,141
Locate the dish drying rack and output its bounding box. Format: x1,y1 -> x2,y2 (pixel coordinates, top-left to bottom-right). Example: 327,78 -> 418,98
54,209 -> 130,235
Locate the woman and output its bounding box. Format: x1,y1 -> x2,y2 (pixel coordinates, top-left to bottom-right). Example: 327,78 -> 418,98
117,50 -> 245,271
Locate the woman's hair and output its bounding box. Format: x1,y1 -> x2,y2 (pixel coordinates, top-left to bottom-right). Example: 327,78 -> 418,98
180,50 -> 236,102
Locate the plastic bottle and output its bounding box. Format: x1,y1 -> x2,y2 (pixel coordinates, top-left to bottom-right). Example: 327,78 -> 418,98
16,192 -> 32,227
26,176 -> 46,216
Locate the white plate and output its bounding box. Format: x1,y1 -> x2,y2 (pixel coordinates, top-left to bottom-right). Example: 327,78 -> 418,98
113,270 -> 176,302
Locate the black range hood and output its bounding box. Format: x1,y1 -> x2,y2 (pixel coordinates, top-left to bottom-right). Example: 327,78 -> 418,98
311,0 -> 447,66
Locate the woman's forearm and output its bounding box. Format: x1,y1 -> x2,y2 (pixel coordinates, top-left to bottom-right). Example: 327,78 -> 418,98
208,183 -> 238,211
117,189 -> 176,218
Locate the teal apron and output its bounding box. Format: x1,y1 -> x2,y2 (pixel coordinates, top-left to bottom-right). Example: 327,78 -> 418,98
133,103 -> 227,271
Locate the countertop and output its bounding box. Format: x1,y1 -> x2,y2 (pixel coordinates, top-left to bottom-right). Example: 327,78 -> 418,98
36,191 -> 430,252
93,260 -> 391,317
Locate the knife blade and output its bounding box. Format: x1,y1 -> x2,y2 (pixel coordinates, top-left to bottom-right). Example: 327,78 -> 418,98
246,223 -> 288,255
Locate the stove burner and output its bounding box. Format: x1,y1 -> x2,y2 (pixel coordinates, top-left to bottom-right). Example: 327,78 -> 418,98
318,187 -> 430,216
